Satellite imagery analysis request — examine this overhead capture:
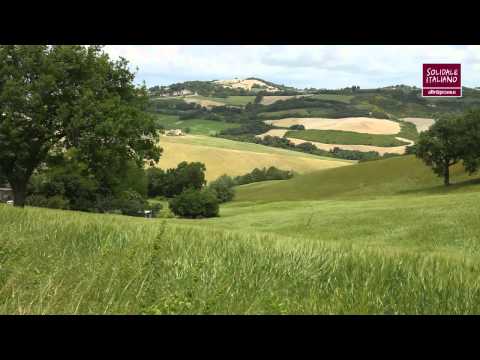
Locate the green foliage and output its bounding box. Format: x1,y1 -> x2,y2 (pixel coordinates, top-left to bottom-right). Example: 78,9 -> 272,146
26,149 -> 151,214
459,109 -> 480,174
254,93 -> 264,105
234,167 -> 293,185
115,190 -> 149,217
416,116 -> 469,186
220,134 -> 391,162
208,175 -> 235,203
147,162 -> 206,198
169,188 -> 219,218
25,194 -> 70,210
289,124 -> 305,130
0,45 -> 161,207
219,121 -> 272,136
114,160 -> 149,197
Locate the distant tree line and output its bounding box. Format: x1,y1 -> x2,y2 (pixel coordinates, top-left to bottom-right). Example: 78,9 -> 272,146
149,80 -> 262,98
233,167 -> 294,185
218,133 -> 398,162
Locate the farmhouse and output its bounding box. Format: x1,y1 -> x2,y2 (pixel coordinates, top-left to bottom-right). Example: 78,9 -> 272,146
0,187 -> 13,203
165,129 -> 185,136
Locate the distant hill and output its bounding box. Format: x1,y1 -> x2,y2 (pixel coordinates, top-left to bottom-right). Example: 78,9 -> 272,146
213,78 -> 279,92
149,78 -> 301,97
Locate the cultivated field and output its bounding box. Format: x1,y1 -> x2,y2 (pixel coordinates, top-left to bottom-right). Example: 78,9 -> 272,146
260,94 -> 312,105
183,96 -> 225,108
285,129 -> 410,147
157,135 -> 353,181
257,129 -> 414,155
184,95 -> 255,108
264,117 -> 401,134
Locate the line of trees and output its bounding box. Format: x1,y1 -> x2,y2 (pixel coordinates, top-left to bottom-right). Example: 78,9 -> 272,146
416,110 -> 480,186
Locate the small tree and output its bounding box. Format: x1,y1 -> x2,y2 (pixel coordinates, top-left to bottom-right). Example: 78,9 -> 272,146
208,174 -> 235,203
169,189 -> 219,218
289,124 -> 305,130
416,116 -> 466,186
115,190 -> 149,217
254,93 -> 264,105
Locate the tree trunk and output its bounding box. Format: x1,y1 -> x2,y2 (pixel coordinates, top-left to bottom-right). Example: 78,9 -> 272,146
11,180 -> 27,207
444,163 -> 450,186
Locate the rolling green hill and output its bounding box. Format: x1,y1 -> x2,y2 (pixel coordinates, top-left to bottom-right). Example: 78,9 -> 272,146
235,155 -> 480,202
3,172 -> 480,314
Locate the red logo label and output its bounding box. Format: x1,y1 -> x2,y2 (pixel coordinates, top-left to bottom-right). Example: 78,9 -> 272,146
422,64 -> 461,97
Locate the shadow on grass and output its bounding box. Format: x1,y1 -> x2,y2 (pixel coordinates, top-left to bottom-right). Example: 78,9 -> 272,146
398,177 -> 480,196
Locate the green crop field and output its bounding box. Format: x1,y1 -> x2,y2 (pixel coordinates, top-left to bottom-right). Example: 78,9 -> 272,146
154,114 -> 240,135
221,96 -> 256,107
285,129 -> 410,147
3,156 -> 480,314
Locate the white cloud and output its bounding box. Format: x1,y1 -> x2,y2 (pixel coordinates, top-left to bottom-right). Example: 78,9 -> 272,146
103,45 -> 480,89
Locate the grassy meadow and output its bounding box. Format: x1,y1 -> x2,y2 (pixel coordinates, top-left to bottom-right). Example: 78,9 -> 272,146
2,187 -> 480,314
154,114 -> 240,136
3,154 -> 480,314
285,129 -> 410,147
235,155 -> 480,202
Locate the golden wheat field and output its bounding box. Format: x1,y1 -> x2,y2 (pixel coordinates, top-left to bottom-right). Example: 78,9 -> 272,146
156,135 -> 353,181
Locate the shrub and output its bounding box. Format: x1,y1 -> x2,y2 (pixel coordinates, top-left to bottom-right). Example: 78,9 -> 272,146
25,195 -> 49,208
169,189 -> 219,218
208,175 -> 235,203
116,190 -> 149,217
289,124 -> 305,130
234,167 -> 294,185
146,162 -> 206,198
25,194 -> 70,210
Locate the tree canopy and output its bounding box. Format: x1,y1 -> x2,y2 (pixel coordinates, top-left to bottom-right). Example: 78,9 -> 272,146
0,45 -> 161,206
416,114 -> 479,186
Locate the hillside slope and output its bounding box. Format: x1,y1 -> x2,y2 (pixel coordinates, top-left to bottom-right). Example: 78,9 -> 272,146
3,184 -> 480,314
235,155 -> 480,202
157,135 -> 354,181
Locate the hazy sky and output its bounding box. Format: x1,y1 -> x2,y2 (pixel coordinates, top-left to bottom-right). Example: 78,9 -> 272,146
104,45 -> 480,89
